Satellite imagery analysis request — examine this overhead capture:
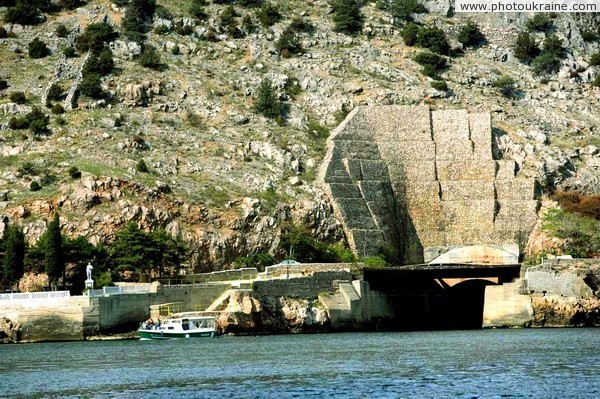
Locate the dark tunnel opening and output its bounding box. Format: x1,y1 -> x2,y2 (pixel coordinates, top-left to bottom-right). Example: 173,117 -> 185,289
364,266 -> 520,331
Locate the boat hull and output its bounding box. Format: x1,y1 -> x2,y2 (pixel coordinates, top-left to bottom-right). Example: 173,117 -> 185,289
138,330 -> 215,339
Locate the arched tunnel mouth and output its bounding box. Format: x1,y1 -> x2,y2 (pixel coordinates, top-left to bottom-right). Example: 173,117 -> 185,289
364,266 -> 520,331
441,280 -> 495,330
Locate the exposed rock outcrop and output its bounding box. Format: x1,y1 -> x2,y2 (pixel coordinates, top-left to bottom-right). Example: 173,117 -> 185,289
216,290 -> 330,334
0,317 -> 20,344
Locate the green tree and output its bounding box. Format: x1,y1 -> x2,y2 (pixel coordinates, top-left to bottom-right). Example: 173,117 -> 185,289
138,45 -> 163,70
78,73 -> 104,99
75,22 -> 119,54
457,21 -> 484,48
402,22 -> 419,46
3,225 -> 25,289
389,0 -> 427,22
492,75 -> 516,98
83,49 -> 114,77
256,2 -> 281,27
4,0 -> 42,25
44,213 -> 64,287
150,229 -> 187,278
416,26 -> 449,55
332,0 -> 363,35
254,78 -> 281,119
542,35 -> 564,58
28,38 -> 49,59
122,0 -> 156,33
513,32 -> 539,64
110,222 -> 157,280
526,14 -> 553,32
62,235 -> 95,293
275,26 -> 302,57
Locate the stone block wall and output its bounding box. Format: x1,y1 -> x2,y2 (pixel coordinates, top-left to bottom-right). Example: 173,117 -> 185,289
253,271 -> 352,299
319,105 -> 539,264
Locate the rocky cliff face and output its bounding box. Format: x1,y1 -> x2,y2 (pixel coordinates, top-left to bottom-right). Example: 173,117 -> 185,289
0,2 -> 599,264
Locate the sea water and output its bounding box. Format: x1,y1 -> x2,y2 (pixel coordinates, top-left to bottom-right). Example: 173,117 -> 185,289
0,329 -> 598,398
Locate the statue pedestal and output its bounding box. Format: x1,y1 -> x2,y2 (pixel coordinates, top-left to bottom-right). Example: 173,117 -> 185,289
85,279 -> 94,291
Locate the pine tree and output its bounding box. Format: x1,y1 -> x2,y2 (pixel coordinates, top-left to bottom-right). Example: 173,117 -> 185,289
110,222 -> 157,280
3,225 -> 25,289
44,212 -> 64,288
332,0 -> 363,35
254,78 -> 281,119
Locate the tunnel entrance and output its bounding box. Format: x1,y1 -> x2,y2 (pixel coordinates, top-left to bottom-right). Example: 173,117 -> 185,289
442,280 -> 495,330
363,264 -> 521,331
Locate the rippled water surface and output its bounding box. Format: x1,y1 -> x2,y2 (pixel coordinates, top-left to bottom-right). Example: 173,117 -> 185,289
1,329 -> 599,398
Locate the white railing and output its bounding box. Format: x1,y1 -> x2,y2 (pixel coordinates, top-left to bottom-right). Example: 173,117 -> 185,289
87,285 -> 153,297
0,291 -> 70,302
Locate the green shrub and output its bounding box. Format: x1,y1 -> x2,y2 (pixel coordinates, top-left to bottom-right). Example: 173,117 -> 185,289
0,79 -> 8,91
526,14 -> 553,32
492,75 -> 516,98
238,0 -> 261,6
233,253 -> 275,272
112,0 -> 129,6
83,49 -> 114,76
581,30 -> 598,42
189,0 -> 206,19
242,14 -> 255,33
68,166 -> 82,179
47,83 -> 63,101
430,80 -> 448,91
138,45 -> 163,70
254,78 -> 281,119
402,22 -> 419,46
362,255 -> 387,268
389,0 -> 427,22
4,1 -> 42,25
542,208 -> 600,258
590,53 -> 600,66
275,26 -> 302,57
532,52 -> 561,76
135,159 -> 148,173
18,162 -> 38,176
289,17 -> 314,33
543,34 -> 564,58
10,91 -> 26,104
59,0 -> 83,10
513,32 -> 539,63
155,4 -> 172,19
9,116 -> 29,130
457,21 -> 484,47
55,23 -> 70,38
63,46 -> 77,57
75,22 -> 119,54
220,5 -> 238,26
594,75 -> 600,88
0,27 -> 9,39
29,181 -> 42,192
28,38 -> 49,59
51,103 -> 65,114
26,107 -> 49,134
416,26 -> 449,55
78,73 -> 104,98
332,0 -> 363,35
256,2 -> 281,27
414,51 -> 447,70
122,0 -> 156,34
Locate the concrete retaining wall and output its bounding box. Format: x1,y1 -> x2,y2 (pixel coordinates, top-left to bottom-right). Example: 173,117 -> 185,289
253,271 -> 352,299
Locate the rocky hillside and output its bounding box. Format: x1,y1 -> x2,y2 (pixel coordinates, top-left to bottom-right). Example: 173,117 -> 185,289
0,1 -> 599,268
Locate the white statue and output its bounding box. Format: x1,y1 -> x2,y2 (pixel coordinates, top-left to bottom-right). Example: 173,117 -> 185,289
86,263 -> 93,281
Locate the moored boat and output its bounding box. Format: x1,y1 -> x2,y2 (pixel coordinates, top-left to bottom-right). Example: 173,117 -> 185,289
138,312 -> 217,339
